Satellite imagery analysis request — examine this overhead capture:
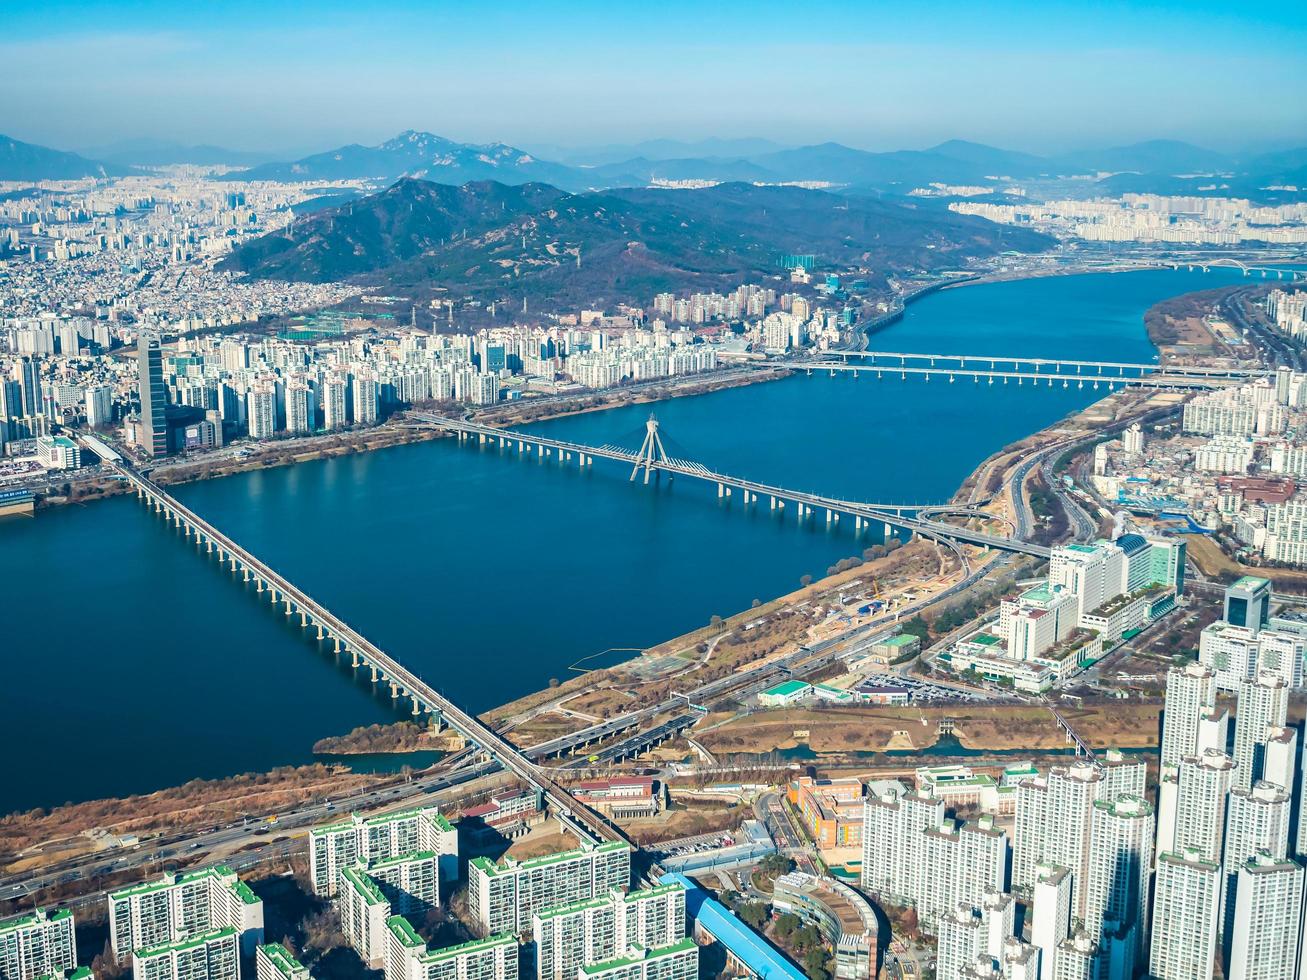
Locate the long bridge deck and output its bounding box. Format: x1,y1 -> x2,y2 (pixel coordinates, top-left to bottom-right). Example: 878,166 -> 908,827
111,460 -> 626,845
828,350 -> 1266,378
411,413 -> 1051,560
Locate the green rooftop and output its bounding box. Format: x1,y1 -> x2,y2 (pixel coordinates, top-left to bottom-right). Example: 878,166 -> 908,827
37,969 -> 93,980
386,916 -> 425,949
1,907 -> 72,934
402,928 -> 517,964
341,866 -> 386,905
582,938 -> 698,974
258,944 -> 308,980
880,634 -> 918,647
368,850 -> 436,871
471,840 -> 629,877
762,680 -> 811,698
110,866 -> 237,901
233,880 -> 259,905
969,633 -> 1002,647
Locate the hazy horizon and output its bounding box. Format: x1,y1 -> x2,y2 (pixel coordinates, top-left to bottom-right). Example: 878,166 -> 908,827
2,0 -> 1305,158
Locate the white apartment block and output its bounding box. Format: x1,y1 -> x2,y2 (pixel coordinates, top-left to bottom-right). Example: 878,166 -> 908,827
1082,795 -> 1153,970
133,927 -> 239,980
862,789 -> 1007,930
468,841 -> 632,936
934,893 -> 1013,980
384,917 -> 518,980
255,944 -> 310,980
1148,848 -> 1221,980
1221,781 -> 1291,929
1012,763 -> 1102,902
1160,663 -> 1217,770
338,866 -> 391,969
533,884 -> 685,980
1228,853 -> 1302,980
1029,865 -> 1071,980
0,907 -> 77,980
365,852 -> 440,917
309,808 -> 458,897
577,939 -> 697,980
1053,933 -> 1097,980
1170,750 -> 1236,862
109,866 -> 264,961
1232,672 -> 1289,791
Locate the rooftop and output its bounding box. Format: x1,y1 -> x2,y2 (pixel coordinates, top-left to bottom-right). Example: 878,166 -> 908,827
470,840 -> 628,877
581,938 -> 698,974
341,866 -> 386,905
258,944 -> 308,980
136,927 -> 237,960
762,680 -> 812,698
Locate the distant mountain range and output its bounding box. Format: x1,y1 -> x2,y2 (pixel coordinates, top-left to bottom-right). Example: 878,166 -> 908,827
5,130 -> 1305,204
220,177 -> 1053,309
0,134 -> 135,180
76,138 -> 279,167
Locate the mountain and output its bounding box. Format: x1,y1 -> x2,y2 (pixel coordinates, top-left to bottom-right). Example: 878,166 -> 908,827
543,137 -> 789,167
925,140 -> 1050,177
748,142 -> 990,189
221,177 -> 1053,309
1055,140 -> 1232,175
224,130 -> 593,189
586,155 -> 782,185
0,134 -> 136,180
78,138 -> 278,167
1242,147 -> 1307,178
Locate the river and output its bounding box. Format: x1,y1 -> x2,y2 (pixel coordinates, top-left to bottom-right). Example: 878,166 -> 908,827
0,267 -> 1238,814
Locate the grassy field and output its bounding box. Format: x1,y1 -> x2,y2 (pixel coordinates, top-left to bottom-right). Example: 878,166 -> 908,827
1184,534 -> 1307,591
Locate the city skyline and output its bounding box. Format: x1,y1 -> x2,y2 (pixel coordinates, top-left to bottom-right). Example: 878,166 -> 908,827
1,0 -> 1304,156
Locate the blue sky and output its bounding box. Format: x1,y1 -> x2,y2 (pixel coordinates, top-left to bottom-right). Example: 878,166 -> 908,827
2,0 -> 1304,156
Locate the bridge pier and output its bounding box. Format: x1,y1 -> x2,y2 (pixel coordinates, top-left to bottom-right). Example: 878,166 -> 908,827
284,598 -> 293,616
390,681 -> 400,699
412,695 -> 421,716
369,664 -> 378,682
316,623 -> 324,640
300,610 -> 309,627
352,650 -> 361,669
257,579 -> 264,593
243,568 -> 250,583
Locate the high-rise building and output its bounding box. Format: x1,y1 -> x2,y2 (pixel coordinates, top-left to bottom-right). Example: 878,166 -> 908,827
1083,795 -> 1153,976
339,866 -> 391,969
309,808 -> 457,898
285,383 -> 312,435
533,883 -> 685,980
133,927 -> 239,980
15,357 -> 41,418
1225,576 -> 1271,634
322,374 -> 348,430
109,866 -> 264,961
1160,663 -> 1217,770
468,842 -> 631,936
84,384 -> 114,428
1227,852 -> 1302,980
352,370 -> 379,425
0,907 -> 78,980
1029,865 -> 1071,980
1221,781 -> 1290,934
1172,750 -> 1236,863
384,918 -> 518,980
255,943 -> 310,980
247,383 -> 277,440
1012,763 -> 1101,906
934,894 -> 1014,980
1148,848 -> 1221,980
1232,672 -> 1289,791
138,337 -> 169,457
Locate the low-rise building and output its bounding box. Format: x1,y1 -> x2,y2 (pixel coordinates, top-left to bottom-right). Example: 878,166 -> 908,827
757,681 -> 812,707
571,778 -> 663,820
772,872 -> 878,980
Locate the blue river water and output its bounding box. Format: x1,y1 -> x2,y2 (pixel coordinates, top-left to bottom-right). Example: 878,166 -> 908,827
0,268 -> 1238,813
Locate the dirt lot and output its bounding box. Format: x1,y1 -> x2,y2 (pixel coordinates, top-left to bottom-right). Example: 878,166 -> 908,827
1184,534 -> 1307,592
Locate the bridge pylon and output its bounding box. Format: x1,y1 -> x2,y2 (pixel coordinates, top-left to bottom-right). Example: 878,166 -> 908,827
630,413 -> 670,484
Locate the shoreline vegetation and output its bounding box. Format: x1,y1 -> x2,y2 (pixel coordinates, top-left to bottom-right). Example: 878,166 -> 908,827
0,270 -> 1236,871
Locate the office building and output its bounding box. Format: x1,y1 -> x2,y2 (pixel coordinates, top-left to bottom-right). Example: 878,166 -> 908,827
1227,853 -> 1302,980
1225,576 -> 1271,634
1232,673 -> 1289,790
255,944 -> 310,980
109,866 -> 264,961
533,884 -> 685,980
384,918 -> 518,980
1148,848 -> 1220,980
133,928 -> 239,980
85,384 -> 114,428
309,808 -> 457,898
0,907 -> 77,980
138,337 -> 168,456
468,841 -> 631,936
578,939 -> 697,980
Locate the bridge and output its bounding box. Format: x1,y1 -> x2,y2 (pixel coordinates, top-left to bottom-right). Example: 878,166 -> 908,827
107,458 -> 627,845
1167,258 -> 1306,280
410,413 -> 1050,559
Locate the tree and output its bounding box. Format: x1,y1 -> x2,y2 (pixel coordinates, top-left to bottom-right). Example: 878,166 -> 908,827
739,901 -> 768,930
802,948 -> 830,980
752,598 -> 762,608
800,574 -> 813,587
710,614 -> 723,627
548,677 -> 560,688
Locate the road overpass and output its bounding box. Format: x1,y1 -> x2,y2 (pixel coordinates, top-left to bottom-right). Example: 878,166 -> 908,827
109,459 -> 626,845
410,413 -> 1051,559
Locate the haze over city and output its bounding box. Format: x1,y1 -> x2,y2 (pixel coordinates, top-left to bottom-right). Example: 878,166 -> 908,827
4,7 -> 1307,980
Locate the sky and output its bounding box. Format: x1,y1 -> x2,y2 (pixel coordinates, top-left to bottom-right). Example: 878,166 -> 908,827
2,0 -> 1304,158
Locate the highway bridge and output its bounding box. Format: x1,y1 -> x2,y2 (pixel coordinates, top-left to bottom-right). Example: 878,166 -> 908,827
826,350 -> 1266,378
793,362 -> 1249,390
106,457 -> 626,846
410,413 -> 1051,559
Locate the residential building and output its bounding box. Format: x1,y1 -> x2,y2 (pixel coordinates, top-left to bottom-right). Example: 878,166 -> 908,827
1232,672 -> 1289,790
1170,750 -> 1236,862
109,866 -> 264,961
133,928 -> 239,980
255,944 -> 310,980
533,884 -> 685,980
309,808 -> 457,898
384,918 -> 518,980
1227,852 -> 1302,980
1148,848 -> 1221,980
467,841 -> 631,936
1160,663 -> 1217,770
1082,796 -> 1153,980
577,939 -> 697,980
0,908 -> 77,980
338,865 -> 391,969
1029,865 -> 1071,980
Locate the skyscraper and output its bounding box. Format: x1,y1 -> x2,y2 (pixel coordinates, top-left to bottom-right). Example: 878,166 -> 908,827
1160,663 -> 1217,770
1149,848 -> 1221,980
1083,795 -> 1153,977
1227,852 -> 1302,980
138,337 -> 168,456
1173,750 -> 1236,863
1224,576 -> 1271,634
1232,672 -> 1289,791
